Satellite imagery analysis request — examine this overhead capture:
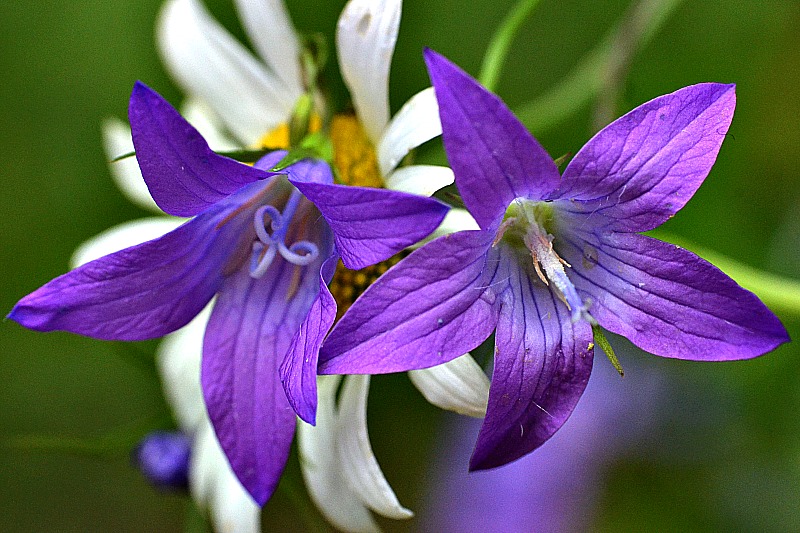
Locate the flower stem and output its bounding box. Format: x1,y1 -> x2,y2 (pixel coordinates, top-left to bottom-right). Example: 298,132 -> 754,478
515,0 -> 686,135
653,231 -> 800,319
479,0 -> 542,93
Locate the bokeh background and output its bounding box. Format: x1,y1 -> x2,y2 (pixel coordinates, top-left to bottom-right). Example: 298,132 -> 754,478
2,0 -> 799,531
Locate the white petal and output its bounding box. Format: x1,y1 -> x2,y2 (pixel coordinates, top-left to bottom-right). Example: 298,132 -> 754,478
408,354 -> 490,418
233,0 -> 304,99
336,0 -> 401,144
337,375 -> 413,520
157,305 -> 213,432
298,376 -> 380,533
157,0 -> 294,146
70,217 -> 186,268
429,208 -> 479,240
384,165 -> 453,197
191,423 -> 261,533
180,98 -> 240,153
377,87 -> 441,176
102,119 -> 161,213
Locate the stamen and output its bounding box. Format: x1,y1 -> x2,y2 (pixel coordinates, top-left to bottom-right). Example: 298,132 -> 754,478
277,240 -> 319,266
250,242 -> 278,278
518,202 -> 588,322
249,188 -> 319,278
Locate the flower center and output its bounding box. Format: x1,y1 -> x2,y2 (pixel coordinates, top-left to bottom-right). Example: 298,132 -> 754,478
330,114 -> 384,188
499,200 -> 588,321
250,187 -> 320,279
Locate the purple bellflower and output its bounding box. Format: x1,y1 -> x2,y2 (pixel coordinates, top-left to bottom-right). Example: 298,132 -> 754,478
8,82 -> 448,504
319,50 -> 790,471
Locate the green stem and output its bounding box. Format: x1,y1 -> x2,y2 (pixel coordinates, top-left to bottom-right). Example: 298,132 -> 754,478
651,231 -> 800,319
479,0 -> 542,93
515,0 -> 685,135
2,412 -> 174,458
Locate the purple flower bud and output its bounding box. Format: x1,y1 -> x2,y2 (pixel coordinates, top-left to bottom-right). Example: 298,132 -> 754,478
134,431 -> 192,491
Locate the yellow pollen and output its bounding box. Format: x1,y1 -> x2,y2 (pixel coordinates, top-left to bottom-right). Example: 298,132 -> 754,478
328,252 -> 407,320
258,115 -> 323,150
330,114 -> 384,188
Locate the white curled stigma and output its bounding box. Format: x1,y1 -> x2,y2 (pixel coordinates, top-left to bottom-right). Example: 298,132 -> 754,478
249,188 -> 320,278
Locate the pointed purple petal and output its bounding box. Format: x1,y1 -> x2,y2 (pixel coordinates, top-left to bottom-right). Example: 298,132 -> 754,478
470,250 -> 594,470
201,197 -> 335,504
319,230 -> 503,374
202,266 -> 312,503
130,82 -> 271,217
557,83 -> 736,232
424,49 -> 561,230
560,231 -> 789,361
279,255 -> 339,425
8,181 -> 267,340
290,179 -> 449,270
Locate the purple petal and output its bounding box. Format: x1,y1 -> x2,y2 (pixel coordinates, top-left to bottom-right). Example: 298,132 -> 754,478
290,179 -> 449,270
202,250 -> 328,504
557,83 -> 736,232
8,181 -> 266,340
470,249 -> 594,470
424,49 -> 561,230
279,255 -> 340,425
318,230 -> 503,374
560,231 -> 789,361
130,81 -> 271,217
279,157 -> 334,185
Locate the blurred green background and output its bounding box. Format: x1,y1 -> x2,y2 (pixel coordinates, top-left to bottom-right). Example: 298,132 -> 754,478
1,0 -> 799,530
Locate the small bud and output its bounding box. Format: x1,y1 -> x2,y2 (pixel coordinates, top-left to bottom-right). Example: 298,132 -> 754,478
133,431 -> 192,491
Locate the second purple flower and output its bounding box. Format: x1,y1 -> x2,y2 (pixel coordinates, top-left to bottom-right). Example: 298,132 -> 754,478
319,50 -> 790,471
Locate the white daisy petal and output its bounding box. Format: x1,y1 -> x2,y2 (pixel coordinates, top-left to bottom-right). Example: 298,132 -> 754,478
337,375 -> 413,520
70,217 -> 186,268
102,119 -> 161,213
233,0 -> 304,98
189,423 -> 217,512
336,0 -> 401,144
428,208 -> 479,241
377,87 -> 441,176
157,0 -> 295,145
157,305 -> 212,432
191,423 -> 260,533
384,165 -> 453,197
408,354 -> 490,418
299,376 -> 380,533
181,98 -> 240,153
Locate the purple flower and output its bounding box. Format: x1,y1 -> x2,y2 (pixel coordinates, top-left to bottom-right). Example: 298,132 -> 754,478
8,82 -> 448,504
134,431 -> 192,491
319,50 -> 789,471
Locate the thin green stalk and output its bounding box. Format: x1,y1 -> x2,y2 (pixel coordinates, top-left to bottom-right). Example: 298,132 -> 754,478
651,231 -> 800,319
479,0 -> 542,93
515,0 -> 685,135
2,412 -> 174,458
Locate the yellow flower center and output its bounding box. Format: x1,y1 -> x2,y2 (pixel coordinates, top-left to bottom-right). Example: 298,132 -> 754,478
330,114 -> 384,188
258,115 -> 323,150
